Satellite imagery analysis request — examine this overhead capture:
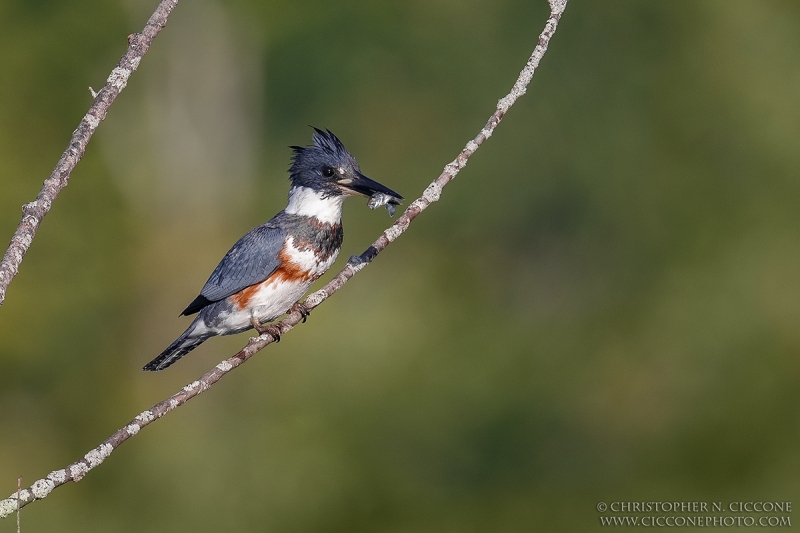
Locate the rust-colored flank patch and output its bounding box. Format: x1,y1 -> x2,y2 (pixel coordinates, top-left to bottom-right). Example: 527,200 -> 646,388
229,248 -> 314,310
229,283 -> 262,310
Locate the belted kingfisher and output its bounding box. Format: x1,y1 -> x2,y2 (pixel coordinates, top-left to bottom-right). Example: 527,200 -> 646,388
143,129 -> 402,371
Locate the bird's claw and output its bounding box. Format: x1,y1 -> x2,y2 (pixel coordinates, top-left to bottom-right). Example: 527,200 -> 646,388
290,302 -> 311,323
251,316 -> 281,341
264,325 -> 281,342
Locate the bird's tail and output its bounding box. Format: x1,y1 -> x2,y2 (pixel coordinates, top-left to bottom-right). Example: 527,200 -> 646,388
143,325 -> 212,372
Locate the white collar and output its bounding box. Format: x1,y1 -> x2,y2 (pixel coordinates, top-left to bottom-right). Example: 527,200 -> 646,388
285,186 -> 345,225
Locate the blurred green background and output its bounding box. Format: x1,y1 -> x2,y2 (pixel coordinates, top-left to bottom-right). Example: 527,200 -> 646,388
2,0 -> 800,530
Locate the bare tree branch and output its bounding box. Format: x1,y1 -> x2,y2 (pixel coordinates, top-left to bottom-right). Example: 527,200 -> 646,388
15,478 -> 20,533
0,0 -> 179,306
0,0 -> 568,518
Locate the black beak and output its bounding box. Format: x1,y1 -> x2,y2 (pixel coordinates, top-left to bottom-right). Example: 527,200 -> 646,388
339,172 -> 403,204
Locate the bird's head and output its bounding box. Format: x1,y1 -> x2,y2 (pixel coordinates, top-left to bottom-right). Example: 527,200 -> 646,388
289,128 -> 403,205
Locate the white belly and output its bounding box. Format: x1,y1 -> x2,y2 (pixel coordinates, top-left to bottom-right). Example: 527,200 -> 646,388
198,278 -> 310,336
249,278 -> 314,323
199,240 -> 339,336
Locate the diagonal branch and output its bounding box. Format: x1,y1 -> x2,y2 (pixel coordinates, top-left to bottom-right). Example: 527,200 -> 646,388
0,0 -> 179,306
0,0 -> 568,518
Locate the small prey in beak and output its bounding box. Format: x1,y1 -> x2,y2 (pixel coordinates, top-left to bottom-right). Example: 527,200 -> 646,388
368,193 -> 399,217
337,170 -> 403,217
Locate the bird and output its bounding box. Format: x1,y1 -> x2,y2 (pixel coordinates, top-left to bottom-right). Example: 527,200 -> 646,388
143,129 -> 402,371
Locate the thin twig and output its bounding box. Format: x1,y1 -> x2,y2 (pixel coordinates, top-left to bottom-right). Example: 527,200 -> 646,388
16,478 -> 20,533
0,0 -> 179,306
0,0 -> 568,518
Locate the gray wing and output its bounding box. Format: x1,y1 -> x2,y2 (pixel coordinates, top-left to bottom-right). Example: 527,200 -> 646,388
181,224 -> 286,315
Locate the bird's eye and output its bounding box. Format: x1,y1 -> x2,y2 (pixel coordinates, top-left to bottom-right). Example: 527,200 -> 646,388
321,166 -> 335,178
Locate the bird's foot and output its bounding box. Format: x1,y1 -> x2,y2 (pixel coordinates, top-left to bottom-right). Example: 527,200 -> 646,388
290,302 -> 311,323
250,316 -> 281,342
